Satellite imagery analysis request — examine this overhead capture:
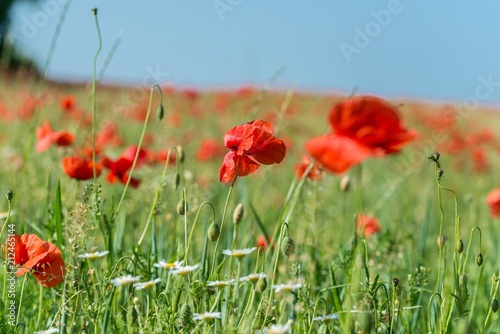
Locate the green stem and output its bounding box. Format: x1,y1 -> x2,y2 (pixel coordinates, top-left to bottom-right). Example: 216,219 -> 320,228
184,202 -> 216,264
91,8 -> 102,182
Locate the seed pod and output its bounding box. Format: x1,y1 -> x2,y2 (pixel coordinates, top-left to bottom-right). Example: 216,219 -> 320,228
437,168 -> 444,180
256,277 -> 267,292
475,252 -> 483,267
233,203 -> 244,225
207,222 -> 220,241
177,198 -> 187,215
5,190 -> 13,201
492,298 -> 499,313
157,104 -> 165,121
281,236 -> 296,258
456,238 -> 464,253
428,152 -> 440,162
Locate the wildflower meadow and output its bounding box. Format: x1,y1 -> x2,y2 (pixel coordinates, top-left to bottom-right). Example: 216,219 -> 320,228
1,7 -> 500,334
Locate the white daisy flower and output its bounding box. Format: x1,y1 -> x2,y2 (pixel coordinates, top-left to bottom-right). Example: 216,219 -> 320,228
34,328 -> 59,334
207,279 -> 235,288
222,247 -> 257,259
110,275 -> 142,287
240,273 -> 267,284
133,278 -> 161,290
272,282 -> 302,293
193,312 -> 222,321
259,319 -> 293,333
170,263 -> 200,276
153,260 -> 183,270
313,313 -> 340,323
78,250 -> 109,260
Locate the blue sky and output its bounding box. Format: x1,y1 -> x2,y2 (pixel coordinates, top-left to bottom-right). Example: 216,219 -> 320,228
8,1 -> 500,104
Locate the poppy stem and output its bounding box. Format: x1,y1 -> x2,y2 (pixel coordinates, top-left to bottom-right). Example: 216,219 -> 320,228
211,177 -> 237,277
91,8 -> 102,182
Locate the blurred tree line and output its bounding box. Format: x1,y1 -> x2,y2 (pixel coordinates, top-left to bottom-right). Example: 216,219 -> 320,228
0,0 -> 37,70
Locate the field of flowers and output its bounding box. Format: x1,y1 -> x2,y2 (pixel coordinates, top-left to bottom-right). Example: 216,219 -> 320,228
1,19 -> 500,334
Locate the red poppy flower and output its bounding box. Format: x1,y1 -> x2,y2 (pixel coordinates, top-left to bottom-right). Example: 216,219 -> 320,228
294,155 -> 323,180
60,95 -> 76,113
219,120 -> 286,183
357,214 -> 381,237
3,234 -> 65,288
306,96 -> 417,174
486,188 -> 500,218
101,156 -> 140,188
196,138 -> 225,162
62,156 -> 102,180
36,121 -> 74,152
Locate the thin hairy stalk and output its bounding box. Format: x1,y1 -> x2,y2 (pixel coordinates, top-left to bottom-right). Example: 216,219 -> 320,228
184,202 -> 216,264
91,8 -> 103,181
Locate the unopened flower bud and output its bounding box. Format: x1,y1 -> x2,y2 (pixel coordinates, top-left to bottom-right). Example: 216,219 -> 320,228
475,252 -> 483,267
257,277 -> 267,292
207,222 -> 220,241
437,168 -> 444,180
340,175 -> 350,192
459,274 -> 468,287
492,298 -> 499,313
392,277 -> 399,288
281,236 -> 295,258
177,198 -> 187,215
173,173 -> 181,190
456,238 -> 464,253
157,104 -> 165,121
176,145 -> 185,163
233,203 -> 244,225
437,235 -> 447,248
133,297 -> 139,305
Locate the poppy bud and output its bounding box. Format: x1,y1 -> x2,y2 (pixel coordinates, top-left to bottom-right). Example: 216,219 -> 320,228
173,173 -> 181,190
437,168 -> 444,180
475,252 -> 483,267
176,145 -> 185,163
456,238 -> 464,253
459,274 -> 468,288
428,152 -> 440,163
392,277 -> 399,288
207,222 -> 220,241
340,175 -> 350,192
257,277 -> 267,292
233,203 -> 244,225
157,104 -> 165,121
437,235 -> 447,248
177,198 -> 187,215
5,190 -> 13,201
492,298 -> 499,313
281,236 -> 295,258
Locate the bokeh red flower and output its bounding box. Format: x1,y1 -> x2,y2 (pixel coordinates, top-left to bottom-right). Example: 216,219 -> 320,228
4,234 -> 65,288
219,120 -> 286,183
357,214 -> 381,237
294,155 -> 323,180
36,121 -> 74,152
62,156 -> 102,180
486,188 -> 500,218
306,96 -> 417,174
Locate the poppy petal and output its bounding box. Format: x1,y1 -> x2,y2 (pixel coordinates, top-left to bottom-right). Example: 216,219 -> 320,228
306,134 -> 374,174
246,127 -> 286,165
